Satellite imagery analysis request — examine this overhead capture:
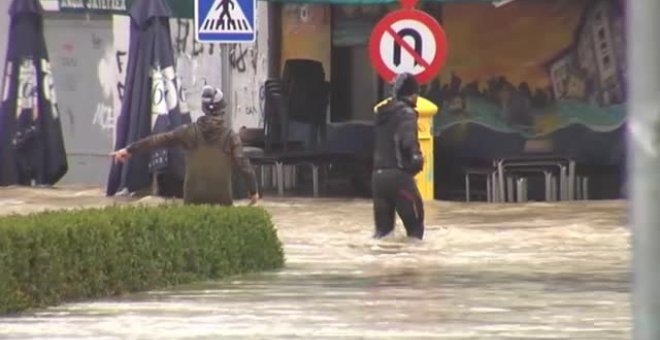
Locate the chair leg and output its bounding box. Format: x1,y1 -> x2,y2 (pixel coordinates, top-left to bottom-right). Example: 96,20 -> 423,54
312,164 -> 319,198
276,162 -> 284,196
560,166 -> 567,201
497,162 -> 505,202
465,174 -> 471,202
544,172 -> 552,201
516,177 -> 527,203
491,172 -> 500,203
568,161 -> 576,200
486,175 -> 492,202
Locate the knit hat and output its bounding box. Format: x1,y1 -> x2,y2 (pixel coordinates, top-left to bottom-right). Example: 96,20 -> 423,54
391,73 -> 419,99
201,85 -> 225,115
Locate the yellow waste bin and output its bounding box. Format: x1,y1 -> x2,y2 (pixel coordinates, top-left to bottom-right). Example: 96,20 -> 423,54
374,97 -> 439,200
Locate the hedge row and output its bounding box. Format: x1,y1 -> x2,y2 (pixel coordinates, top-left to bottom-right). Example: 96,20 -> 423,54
0,204 -> 285,314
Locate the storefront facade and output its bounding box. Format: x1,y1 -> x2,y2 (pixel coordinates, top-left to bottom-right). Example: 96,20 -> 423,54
271,0 -> 628,199
2,0 -> 628,198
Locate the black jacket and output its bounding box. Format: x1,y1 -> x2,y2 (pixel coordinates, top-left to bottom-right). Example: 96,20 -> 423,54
373,98 -> 424,175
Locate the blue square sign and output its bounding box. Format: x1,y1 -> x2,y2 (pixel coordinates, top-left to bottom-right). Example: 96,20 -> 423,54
195,0 -> 256,43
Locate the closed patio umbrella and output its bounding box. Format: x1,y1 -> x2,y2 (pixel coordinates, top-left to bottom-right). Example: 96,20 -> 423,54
106,0 -> 191,197
0,0 -> 68,187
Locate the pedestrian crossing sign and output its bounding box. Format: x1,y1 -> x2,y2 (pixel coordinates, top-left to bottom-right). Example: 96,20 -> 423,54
195,0 -> 256,43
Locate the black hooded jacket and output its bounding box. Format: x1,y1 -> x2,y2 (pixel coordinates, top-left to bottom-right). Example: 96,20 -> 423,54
373,98 -> 424,175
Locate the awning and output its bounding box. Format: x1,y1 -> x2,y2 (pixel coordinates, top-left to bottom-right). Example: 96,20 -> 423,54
260,0 -> 494,3
54,0 -> 501,19
55,0 -> 193,18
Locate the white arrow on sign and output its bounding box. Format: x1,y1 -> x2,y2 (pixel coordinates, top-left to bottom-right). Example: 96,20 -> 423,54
378,19 -> 437,76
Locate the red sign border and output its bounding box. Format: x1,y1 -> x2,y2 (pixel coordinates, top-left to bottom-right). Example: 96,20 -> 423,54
369,9 -> 448,85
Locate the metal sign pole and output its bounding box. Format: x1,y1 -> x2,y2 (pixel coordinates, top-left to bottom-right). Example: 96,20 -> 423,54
629,0 -> 660,339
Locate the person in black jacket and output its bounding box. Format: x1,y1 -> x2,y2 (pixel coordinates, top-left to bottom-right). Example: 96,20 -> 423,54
372,73 -> 425,240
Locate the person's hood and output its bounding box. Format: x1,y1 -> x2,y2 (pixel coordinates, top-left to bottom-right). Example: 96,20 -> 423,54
374,98 -> 416,125
196,115 -> 232,143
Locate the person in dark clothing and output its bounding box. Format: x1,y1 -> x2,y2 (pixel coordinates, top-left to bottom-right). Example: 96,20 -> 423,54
372,73 -> 425,240
110,86 -> 259,206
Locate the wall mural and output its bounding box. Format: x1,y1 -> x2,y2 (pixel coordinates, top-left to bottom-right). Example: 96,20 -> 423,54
280,4 -> 331,79
426,0 -> 626,164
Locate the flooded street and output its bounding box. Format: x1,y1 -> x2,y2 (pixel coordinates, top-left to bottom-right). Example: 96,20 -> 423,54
0,187 -> 631,339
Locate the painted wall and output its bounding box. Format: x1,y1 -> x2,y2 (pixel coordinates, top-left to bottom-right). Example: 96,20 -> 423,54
428,0 -> 627,165
280,4 -> 331,79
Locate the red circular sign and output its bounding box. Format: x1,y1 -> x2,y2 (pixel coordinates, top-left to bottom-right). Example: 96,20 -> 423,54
369,9 -> 448,85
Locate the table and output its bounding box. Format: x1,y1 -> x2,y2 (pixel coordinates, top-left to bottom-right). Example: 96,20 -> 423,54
493,155 -> 576,202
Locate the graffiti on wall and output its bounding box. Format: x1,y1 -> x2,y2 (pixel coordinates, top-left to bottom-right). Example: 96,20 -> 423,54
108,5 -> 268,133
170,18 -> 225,122
229,3 -> 269,131
230,36 -> 266,129
96,40 -> 124,135
172,18 -> 223,57
229,43 -> 257,74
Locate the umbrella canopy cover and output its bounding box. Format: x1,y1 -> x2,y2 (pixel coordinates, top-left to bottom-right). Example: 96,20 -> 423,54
106,0 -> 192,196
0,0 -> 68,186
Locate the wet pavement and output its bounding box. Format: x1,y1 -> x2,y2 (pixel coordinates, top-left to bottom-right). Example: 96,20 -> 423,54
0,187 -> 631,339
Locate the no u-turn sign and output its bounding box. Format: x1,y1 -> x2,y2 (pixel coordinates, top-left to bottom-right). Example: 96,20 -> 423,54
369,6 -> 448,84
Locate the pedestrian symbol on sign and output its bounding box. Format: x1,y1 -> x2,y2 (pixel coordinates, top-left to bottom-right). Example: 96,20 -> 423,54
195,0 -> 256,43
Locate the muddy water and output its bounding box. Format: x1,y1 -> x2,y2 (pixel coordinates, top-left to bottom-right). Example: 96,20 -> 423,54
0,187 -> 631,339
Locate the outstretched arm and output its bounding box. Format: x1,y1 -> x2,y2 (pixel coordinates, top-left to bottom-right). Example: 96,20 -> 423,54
110,125 -> 190,162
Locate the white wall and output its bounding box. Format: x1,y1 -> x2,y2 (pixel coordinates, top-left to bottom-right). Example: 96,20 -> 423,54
229,2 -> 269,131
0,1 -> 11,90
43,14 -> 115,185
168,17 -> 228,122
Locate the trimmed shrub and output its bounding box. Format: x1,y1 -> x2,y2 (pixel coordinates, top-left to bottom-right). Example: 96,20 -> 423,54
0,204 -> 285,314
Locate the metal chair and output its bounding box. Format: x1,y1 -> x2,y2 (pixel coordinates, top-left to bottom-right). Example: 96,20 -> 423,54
464,166 -> 497,202
494,155 -> 576,201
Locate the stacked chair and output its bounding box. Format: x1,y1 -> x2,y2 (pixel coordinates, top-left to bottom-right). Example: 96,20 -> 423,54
250,59 -> 356,197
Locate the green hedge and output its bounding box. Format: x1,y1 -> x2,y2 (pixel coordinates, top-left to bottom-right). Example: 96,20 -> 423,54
0,204 -> 285,314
